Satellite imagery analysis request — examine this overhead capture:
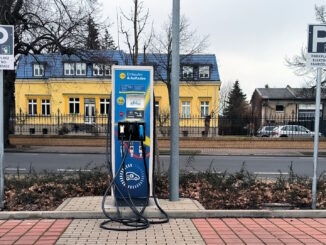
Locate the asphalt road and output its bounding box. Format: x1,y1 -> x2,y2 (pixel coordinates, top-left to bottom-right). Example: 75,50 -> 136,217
3,152 -> 326,177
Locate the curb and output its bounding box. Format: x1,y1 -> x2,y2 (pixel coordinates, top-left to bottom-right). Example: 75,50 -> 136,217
2,210 -> 326,219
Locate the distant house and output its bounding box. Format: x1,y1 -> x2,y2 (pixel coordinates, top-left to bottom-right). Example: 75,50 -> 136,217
251,85 -> 326,129
14,50 -> 221,135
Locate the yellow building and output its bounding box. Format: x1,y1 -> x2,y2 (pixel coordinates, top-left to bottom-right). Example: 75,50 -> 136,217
14,51 -> 221,136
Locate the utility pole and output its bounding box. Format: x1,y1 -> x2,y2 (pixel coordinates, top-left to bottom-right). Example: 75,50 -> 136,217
0,25 -> 14,208
0,70 -> 3,208
312,67 -> 322,209
169,0 -> 180,201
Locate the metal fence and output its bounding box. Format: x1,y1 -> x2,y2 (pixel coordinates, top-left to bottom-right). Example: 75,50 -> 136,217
9,112 -> 219,137
218,115 -> 326,137
9,112 -> 325,137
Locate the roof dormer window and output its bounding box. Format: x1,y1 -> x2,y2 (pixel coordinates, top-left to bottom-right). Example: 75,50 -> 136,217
64,63 -> 75,76
93,64 -> 111,77
182,66 -> 193,79
199,66 -> 210,79
33,64 -> 44,77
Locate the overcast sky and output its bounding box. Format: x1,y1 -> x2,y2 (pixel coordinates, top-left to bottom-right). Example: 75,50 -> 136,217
99,0 -> 326,100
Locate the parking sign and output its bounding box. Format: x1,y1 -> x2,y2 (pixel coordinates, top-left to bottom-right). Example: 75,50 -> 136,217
0,25 -> 14,70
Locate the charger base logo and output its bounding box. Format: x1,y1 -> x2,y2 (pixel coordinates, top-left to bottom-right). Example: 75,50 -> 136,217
120,72 -> 126,80
119,163 -> 145,190
117,96 -> 125,105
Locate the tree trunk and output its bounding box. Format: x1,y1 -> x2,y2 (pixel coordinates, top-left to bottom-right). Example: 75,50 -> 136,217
133,0 -> 138,65
3,71 -> 15,146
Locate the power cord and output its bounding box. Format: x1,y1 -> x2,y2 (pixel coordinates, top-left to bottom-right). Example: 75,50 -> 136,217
100,134 -> 150,231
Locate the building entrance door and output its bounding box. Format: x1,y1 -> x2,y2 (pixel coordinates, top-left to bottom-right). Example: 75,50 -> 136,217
84,98 -> 95,124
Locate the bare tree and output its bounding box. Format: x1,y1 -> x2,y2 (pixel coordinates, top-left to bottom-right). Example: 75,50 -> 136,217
286,5 -> 326,85
0,0 -> 103,144
150,15 -> 209,106
218,80 -> 233,116
119,0 -> 152,65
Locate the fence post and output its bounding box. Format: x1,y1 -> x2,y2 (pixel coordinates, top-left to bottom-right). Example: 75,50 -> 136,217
57,109 -> 60,135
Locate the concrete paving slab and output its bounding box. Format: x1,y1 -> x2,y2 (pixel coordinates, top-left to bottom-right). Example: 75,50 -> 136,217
56,219 -> 205,245
56,196 -> 205,213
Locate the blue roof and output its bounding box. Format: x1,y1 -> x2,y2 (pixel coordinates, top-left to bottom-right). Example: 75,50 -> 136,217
16,50 -> 220,81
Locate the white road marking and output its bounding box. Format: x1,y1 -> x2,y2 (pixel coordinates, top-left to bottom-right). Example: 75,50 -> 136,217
250,157 -> 273,159
254,172 -> 288,175
5,168 -> 27,171
56,168 -> 92,172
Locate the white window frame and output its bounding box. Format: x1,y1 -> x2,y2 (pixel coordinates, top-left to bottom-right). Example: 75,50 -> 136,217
93,64 -> 103,76
104,65 -> 111,76
100,98 -> 110,115
200,101 -> 210,118
69,98 -> 80,114
64,63 -> 75,76
181,101 -> 191,118
199,66 -> 210,79
93,64 -> 111,77
182,66 -> 193,79
28,99 -> 37,115
41,99 -> 50,116
33,64 -> 44,77
76,63 -> 86,76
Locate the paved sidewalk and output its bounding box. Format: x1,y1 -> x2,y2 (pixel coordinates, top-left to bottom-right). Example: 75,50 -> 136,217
2,218 -> 326,244
193,218 -> 326,244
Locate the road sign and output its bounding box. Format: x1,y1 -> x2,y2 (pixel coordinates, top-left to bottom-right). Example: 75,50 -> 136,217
0,25 -> 14,70
306,24 -> 324,209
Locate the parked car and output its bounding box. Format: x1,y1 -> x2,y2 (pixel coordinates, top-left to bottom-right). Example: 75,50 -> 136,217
257,126 -> 276,137
272,125 -> 322,138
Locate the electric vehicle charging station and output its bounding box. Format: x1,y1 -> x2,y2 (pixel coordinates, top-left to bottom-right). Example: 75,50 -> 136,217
101,66 -> 168,231
112,66 -> 153,202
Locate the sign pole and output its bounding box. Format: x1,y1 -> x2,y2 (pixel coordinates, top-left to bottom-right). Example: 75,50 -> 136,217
312,67 -> 322,209
169,0 -> 180,201
0,70 -> 3,208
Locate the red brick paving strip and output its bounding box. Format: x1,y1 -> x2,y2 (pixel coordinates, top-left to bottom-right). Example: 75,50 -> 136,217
192,219 -> 224,245
192,218 -> 326,245
0,219 -> 71,245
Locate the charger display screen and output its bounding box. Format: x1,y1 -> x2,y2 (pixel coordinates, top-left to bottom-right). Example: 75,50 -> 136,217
126,94 -> 145,109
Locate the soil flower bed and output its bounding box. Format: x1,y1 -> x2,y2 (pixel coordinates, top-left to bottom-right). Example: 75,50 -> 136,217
3,164 -> 326,211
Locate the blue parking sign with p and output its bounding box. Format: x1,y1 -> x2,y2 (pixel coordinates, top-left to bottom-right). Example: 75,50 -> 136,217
308,25 -> 326,53
0,25 -> 14,70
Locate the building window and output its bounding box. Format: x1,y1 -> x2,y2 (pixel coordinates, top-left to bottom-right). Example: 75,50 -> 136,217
100,98 -> 110,115
276,105 -> 284,112
69,98 -> 80,114
28,99 -> 37,115
104,65 -> 111,76
33,64 -> 44,77
155,101 -> 160,117
181,101 -> 191,118
182,66 -> 193,79
93,64 -> 103,76
64,63 -> 75,76
93,64 -> 111,76
199,66 -> 210,79
41,99 -> 50,115
76,63 -> 86,76
200,101 -> 210,117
